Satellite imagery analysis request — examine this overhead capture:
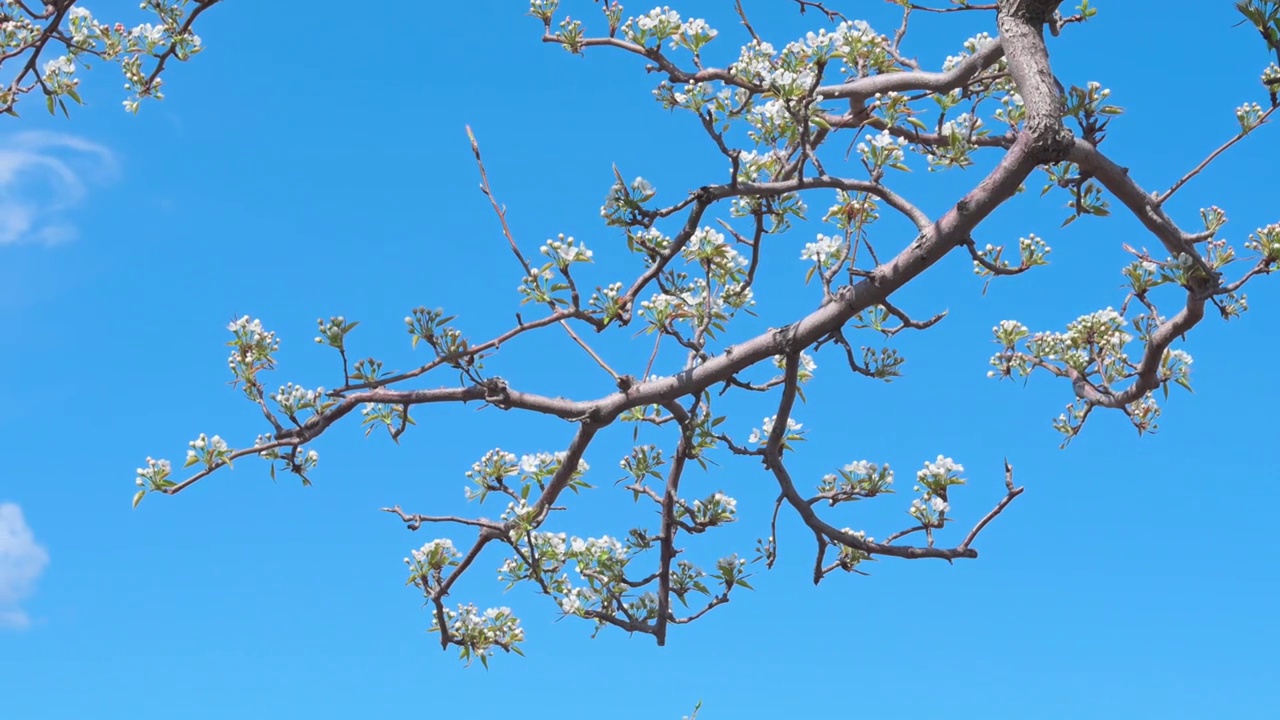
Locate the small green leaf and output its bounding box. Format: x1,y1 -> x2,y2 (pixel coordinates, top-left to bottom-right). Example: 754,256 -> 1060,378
132,489 -> 146,509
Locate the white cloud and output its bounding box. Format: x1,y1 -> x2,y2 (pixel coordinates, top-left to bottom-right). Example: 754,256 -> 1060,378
0,502 -> 49,629
0,131 -> 115,246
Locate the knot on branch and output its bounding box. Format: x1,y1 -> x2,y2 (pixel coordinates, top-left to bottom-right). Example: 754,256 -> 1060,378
1025,118 -> 1075,164
481,377 -> 511,408
999,0 -> 1064,23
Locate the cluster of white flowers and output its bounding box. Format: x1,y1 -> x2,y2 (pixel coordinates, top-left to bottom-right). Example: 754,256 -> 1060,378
942,32 -> 996,71
638,292 -> 680,324
557,587 -> 596,615
1018,234 -> 1051,260
519,451 -> 558,475
517,450 -> 589,477
909,495 -> 950,519
917,455 -> 964,484
596,282 -> 624,301
690,492 -> 738,525
134,456 -> 171,488
843,460 -> 875,477
765,67 -> 816,97
313,316 -> 352,346
744,98 -> 795,146
541,234 -> 593,267
273,383 -> 325,414
993,92 -> 1026,126
824,192 -> 879,232
748,415 -> 803,444
19,3 -> 207,114
1064,307 -> 1130,349
466,449 -> 520,482
730,39 -> 777,83
405,538 -> 461,572
435,603 -> 525,664
588,281 -> 626,321
813,20 -> 890,76
772,352 -> 817,379
683,226 -> 748,277
991,320 -> 1030,353
225,315 -> 279,373
41,55 -> 75,79
680,18 -> 715,38
819,459 -> 895,501
529,0 -> 559,20
501,498 -> 537,525
634,7 -> 681,32
1236,101 -> 1266,132
185,432 -> 229,464
571,535 -> 628,559
1244,222 -> 1280,259
857,129 -> 911,169
940,112 -> 981,138
800,234 -> 846,265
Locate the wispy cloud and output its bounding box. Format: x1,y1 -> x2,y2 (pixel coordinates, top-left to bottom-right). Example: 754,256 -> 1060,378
0,131 -> 115,246
0,502 -> 49,629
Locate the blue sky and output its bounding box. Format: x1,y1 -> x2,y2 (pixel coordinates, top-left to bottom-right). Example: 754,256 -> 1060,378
3,1 -> 1279,717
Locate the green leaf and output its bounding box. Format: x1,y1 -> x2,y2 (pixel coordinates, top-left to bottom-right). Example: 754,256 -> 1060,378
132,489 -> 146,509
46,94 -> 55,115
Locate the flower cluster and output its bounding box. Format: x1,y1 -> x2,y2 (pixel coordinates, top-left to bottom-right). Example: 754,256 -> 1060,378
226,316 -> 280,399
134,456 -> 172,490
3,2 -> 209,116
404,538 -> 462,593
748,415 -> 804,447
817,461 -> 894,504
942,32 -> 997,72
185,433 -> 232,470
772,352 -> 817,383
314,316 -> 358,351
857,129 -> 911,172
800,234 -> 847,269
908,455 -> 964,525
432,604 -> 525,667
541,234 -> 594,267
684,492 -> 738,528
973,234 -> 1053,278
1236,101 -> 1266,132
1244,222 -> 1280,262
273,383 -> 330,418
